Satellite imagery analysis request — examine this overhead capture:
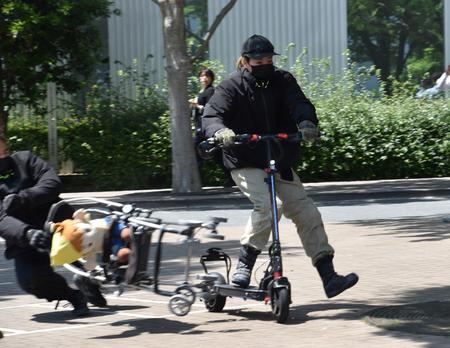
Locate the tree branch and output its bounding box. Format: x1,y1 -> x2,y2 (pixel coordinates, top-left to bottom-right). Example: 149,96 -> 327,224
189,0 -> 238,64
185,26 -> 205,43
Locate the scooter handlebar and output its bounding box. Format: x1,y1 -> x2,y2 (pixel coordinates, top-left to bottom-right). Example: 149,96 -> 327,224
197,132 -> 325,159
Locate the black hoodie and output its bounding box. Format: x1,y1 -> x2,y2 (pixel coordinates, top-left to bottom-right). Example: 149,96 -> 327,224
202,66 -> 318,171
0,151 -> 72,259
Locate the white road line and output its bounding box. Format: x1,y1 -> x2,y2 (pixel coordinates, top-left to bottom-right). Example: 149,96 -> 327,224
0,328 -> 27,334
0,300 -> 266,337
103,295 -> 168,304
0,282 -> 14,285
0,303 -> 52,310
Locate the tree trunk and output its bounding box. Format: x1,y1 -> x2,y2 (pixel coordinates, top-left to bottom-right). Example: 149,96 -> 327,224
154,0 -> 202,193
152,0 -> 237,192
166,65 -> 202,193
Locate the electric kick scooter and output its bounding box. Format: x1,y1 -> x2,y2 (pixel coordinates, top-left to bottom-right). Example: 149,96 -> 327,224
197,132 -> 307,323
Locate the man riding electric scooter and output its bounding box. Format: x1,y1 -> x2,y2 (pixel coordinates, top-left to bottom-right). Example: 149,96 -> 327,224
201,34 -> 358,298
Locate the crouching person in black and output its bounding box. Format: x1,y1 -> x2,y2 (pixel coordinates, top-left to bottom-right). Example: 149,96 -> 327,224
0,136 -> 89,316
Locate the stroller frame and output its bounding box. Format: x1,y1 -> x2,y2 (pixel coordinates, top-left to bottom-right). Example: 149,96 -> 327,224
45,197 -> 227,316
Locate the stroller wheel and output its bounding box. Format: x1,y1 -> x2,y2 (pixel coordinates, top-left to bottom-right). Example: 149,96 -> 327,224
175,285 -> 196,304
168,294 -> 191,316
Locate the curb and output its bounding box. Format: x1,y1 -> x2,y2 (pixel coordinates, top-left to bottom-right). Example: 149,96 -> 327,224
61,186 -> 450,209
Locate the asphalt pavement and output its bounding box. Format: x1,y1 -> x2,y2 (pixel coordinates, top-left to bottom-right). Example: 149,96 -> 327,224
1,176 -> 450,347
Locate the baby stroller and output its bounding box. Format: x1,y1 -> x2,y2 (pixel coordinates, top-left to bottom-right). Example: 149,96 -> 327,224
45,197 -> 227,316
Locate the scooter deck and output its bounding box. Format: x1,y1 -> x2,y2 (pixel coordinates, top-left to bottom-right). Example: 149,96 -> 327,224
214,283 -> 267,301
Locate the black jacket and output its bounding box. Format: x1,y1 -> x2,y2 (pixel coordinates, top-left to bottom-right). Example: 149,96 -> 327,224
0,151 -> 71,259
192,85 -> 215,134
202,67 -> 318,171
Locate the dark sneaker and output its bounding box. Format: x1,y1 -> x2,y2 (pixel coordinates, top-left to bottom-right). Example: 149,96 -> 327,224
231,261 -> 252,288
74,274 -> 107,307
324,273 -> 359,298
69,290 -> 90,316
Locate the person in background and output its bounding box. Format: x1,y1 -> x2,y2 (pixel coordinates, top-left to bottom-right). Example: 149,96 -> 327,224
202,35 -> 358,298
416,78 -> 433,98
189,67 -> 235,187
0,136 -> 89,316
436,64 -> 450,91
418,72 -> 445,99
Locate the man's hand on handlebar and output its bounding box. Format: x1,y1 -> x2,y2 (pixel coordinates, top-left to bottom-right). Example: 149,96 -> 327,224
298,120 -> 318,143
214,128 -> 236,147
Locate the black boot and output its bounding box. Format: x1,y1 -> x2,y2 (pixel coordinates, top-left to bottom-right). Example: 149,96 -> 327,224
232,246 -> 261,288
316,255 -> 359,298
74,274 -> 107,307
67,290 -> 90,316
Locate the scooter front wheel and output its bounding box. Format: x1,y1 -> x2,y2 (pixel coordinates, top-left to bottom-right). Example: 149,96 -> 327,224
271,288 -> 289,323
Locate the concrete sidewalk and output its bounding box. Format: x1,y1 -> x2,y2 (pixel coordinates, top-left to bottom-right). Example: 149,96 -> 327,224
1,214 -> 450,347
1,177 -> 450,347
60,176 -> 450,208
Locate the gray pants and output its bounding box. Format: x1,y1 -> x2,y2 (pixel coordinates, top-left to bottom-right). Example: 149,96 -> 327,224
231,167 -> 334,265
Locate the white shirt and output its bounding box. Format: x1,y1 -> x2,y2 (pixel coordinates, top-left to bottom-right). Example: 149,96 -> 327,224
436,72 -> 450,91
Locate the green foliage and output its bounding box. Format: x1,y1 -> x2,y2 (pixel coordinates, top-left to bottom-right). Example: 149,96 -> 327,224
185,0 -> 208,35
7,120 -> 49,158
7,49 -> 450,191
184,0 -> 208,57
0,0 -> 116,134
58,64 -> 170,191
290,53 -> 450,182
347,0 -> 443,86
300,96 -> 450,181
406,47 -> 444,83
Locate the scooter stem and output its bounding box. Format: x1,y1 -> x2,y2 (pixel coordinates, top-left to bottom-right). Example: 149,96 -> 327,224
265,141 -> 283,279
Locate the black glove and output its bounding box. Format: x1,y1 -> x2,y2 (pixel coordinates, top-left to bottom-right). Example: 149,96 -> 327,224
26,229 -> 52,253
215,128 -> 236,147
2,194 -> 26,214
298,120 -> 318,143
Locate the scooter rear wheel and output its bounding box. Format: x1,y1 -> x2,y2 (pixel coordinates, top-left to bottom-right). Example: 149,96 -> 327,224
271,288 -> 289,323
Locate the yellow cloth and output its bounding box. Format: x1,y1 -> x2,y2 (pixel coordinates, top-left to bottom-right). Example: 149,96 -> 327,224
50,219 -> 84,266
50,231 -> 84,266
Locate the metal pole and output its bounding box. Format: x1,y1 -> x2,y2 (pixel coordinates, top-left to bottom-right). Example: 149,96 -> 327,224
46,82 -> 58,170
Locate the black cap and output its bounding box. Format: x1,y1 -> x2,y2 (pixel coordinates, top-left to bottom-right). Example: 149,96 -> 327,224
241,35 -> 280,59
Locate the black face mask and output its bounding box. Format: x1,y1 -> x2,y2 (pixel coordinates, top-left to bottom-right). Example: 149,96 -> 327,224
250,63 -> 274,80
0,156 -> 13,173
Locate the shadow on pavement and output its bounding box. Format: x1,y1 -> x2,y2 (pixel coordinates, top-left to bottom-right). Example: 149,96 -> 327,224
93,318 -> 198,339
344,216 -> 450,242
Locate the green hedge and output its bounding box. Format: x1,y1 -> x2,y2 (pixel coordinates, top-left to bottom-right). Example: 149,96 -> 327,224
298,96 -> 450,182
